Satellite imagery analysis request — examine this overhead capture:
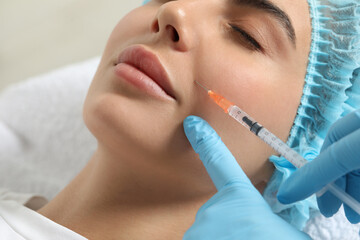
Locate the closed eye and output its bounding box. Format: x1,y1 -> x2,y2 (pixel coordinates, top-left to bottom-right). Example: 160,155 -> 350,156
229,24 -> 262,52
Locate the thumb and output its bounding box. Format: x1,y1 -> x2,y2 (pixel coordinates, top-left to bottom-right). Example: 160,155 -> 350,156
183,116 -> 252,191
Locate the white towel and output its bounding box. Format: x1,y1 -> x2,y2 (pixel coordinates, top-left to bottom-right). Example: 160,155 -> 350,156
0,57 -> 359,239
0,57 -> 99,200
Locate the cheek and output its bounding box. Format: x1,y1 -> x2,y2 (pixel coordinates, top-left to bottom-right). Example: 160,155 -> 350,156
192,50 -> 303,181
199,51 -> 302,140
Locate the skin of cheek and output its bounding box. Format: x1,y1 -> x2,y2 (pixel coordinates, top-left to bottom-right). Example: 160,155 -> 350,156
191,42 -> 303,184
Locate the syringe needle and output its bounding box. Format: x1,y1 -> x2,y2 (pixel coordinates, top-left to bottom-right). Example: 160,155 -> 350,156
195,80 -> 209,92
195,81 -> 234,113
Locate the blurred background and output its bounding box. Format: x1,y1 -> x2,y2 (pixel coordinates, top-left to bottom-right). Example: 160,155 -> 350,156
0,0 -> 143,91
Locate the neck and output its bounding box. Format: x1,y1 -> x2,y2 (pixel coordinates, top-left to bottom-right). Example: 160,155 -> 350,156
38,145 -> 215,239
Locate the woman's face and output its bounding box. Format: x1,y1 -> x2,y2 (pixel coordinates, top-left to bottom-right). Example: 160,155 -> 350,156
83,0 -> 311,188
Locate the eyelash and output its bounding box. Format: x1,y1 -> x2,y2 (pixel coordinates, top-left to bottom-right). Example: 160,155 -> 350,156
229,24 -> 262,52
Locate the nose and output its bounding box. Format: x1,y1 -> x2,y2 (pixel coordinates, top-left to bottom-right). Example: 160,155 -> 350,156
150,1 -> 195,52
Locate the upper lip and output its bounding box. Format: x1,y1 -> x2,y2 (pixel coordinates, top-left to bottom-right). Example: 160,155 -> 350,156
116,45 -> 176,100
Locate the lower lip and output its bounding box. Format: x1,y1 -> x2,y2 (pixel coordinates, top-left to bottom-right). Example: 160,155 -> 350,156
114,63 -> 173,101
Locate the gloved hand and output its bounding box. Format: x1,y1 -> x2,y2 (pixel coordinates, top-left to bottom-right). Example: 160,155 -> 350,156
183,116 -> 310,240
278,109 -> 360,223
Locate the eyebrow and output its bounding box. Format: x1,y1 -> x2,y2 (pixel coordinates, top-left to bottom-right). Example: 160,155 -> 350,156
230,0 -> 296,47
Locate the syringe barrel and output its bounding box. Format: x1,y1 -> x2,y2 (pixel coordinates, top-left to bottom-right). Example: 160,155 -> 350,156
228,105 -> 307,169
257,128 -> 308,169
228,106 -> 262,134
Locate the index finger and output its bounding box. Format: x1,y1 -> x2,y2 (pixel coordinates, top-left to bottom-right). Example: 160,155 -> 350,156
183,116 -> 252,191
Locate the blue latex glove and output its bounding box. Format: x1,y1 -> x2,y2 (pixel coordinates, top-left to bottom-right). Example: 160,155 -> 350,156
278,109 -> 360,223
183,116 -> 310,240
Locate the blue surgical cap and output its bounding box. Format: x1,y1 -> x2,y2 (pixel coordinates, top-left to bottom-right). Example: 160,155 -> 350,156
264,0 -> 360,230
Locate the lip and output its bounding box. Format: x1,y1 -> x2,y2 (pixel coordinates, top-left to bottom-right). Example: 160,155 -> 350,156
114,45 -> 176,101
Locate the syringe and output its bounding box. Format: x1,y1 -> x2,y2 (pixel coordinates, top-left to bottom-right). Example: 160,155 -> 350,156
195,80 -> 360,215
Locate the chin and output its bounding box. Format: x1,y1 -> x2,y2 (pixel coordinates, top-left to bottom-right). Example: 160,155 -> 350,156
83,90 -> 189,160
